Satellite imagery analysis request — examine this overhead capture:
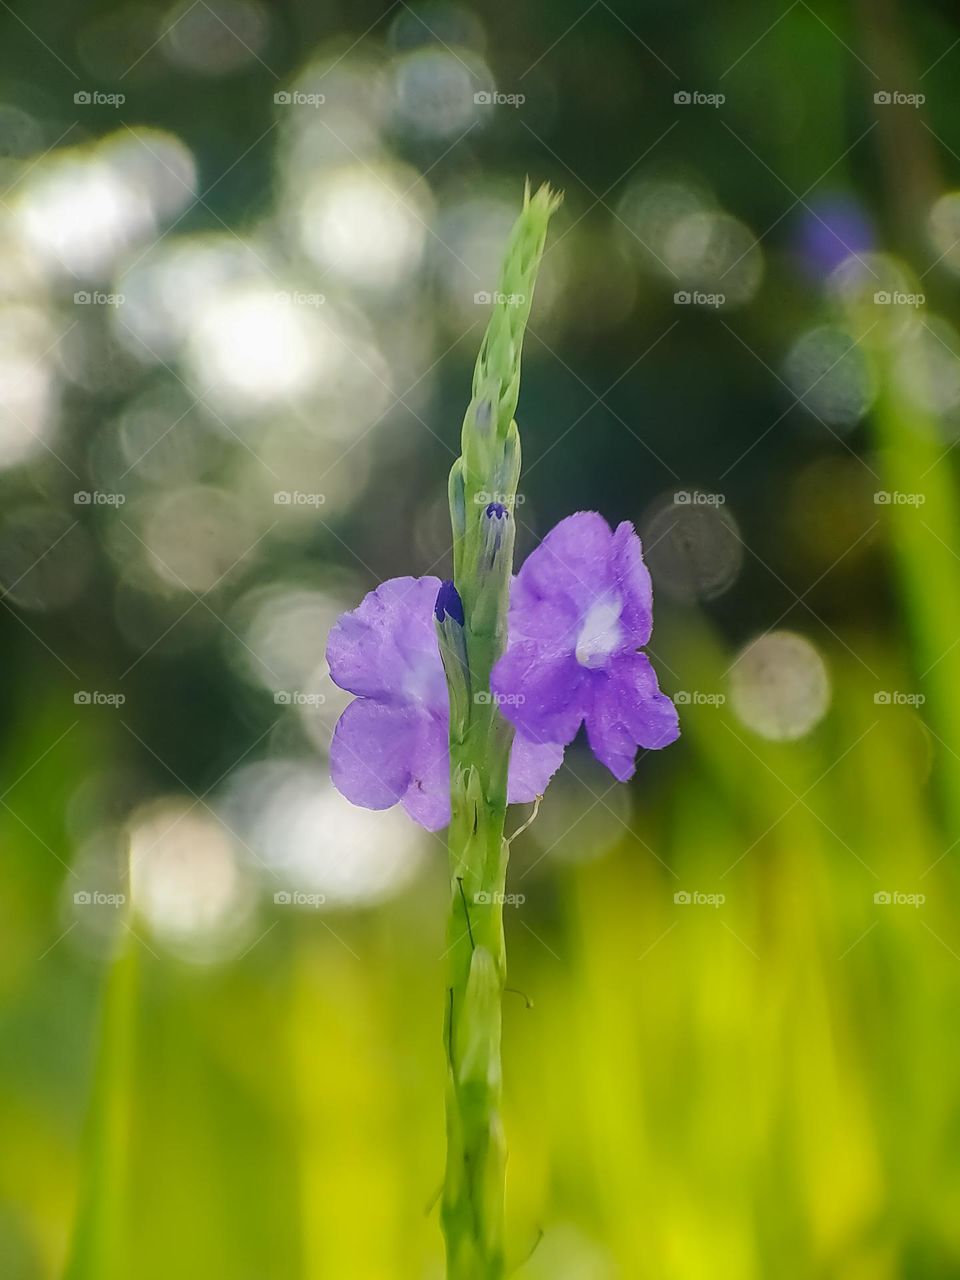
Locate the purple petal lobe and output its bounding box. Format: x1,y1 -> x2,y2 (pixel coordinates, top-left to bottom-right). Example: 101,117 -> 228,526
330,700 -> 420,810
584,653 -> 679,781
491,641 -> 588,746
485,502 -> 508,520
611,520 -> 653,647
507,732 -> 565,802
399,716 -> 452,831
327,576 -> 446,712
517,511 -> 614,616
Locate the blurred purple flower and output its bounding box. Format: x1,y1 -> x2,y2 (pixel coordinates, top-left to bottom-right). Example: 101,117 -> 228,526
326,575 -> 563,831
796,195 -> 873,279
491,512 -> 679,781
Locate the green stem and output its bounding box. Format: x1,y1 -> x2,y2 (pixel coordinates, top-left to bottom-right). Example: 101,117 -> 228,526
442,767 -> 509,1279
439,184 -> 560,1280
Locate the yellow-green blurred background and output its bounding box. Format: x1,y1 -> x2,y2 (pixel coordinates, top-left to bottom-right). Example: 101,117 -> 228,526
2,0 -> 960,1276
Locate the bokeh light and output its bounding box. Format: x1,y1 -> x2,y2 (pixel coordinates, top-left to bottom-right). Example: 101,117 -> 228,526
221,761 -> 427,907
641,494 -> 743,603
784,325 -> 876,429
297,163 -> 430,290
729,630 -> 831,741
129,798 -> 257,963
162,0 -> 271,76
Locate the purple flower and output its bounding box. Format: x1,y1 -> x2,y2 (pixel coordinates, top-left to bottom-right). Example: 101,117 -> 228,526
326,575 -> 564,831
491,512 -> 679,780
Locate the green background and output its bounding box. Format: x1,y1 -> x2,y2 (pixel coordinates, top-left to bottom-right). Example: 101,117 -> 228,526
1,1 -> 958,1276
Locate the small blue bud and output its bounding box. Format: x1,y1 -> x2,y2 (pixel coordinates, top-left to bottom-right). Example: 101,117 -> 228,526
480,503 -> 511,572
434,580 -> 471,738
435,579 -> 465,626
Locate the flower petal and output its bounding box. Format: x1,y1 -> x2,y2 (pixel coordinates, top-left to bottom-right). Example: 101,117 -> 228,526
400,716 -> 452,831
330,699 -> 421,810
507,732 -> 565,803
326,576 -> 446,711
515,511 -> 614,619
584,652 -> 680,781
491,640 -> 588,745
612,520 -> 653,647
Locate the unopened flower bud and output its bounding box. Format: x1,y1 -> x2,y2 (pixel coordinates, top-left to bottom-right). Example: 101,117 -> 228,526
434,580 -> 470,740
481,502 -> 510,569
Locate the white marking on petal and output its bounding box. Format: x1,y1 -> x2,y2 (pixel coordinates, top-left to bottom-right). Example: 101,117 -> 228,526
575,596 -> 623,668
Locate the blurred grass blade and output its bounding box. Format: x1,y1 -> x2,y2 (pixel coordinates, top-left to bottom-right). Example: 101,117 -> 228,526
63,941 -> 139,1280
